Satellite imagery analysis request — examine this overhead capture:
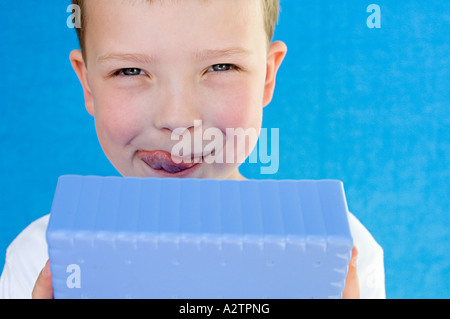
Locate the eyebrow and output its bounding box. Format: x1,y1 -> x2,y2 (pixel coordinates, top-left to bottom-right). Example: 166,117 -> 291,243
97,53 -> 157,65
97,47 -> 252,65
192,47 -> 252,61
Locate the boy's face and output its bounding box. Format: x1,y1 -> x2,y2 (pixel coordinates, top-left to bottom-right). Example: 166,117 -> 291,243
71,0 -> 286,179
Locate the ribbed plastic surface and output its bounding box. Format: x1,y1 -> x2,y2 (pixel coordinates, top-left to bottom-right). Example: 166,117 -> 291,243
47,176 -> 353,299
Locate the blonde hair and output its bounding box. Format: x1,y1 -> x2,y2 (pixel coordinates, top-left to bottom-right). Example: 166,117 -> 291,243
71,0 -> 280,59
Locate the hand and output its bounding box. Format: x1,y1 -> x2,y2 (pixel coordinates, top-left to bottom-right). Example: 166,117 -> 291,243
342,246 -> 360,299
30,251 -> 359,299
32,260 -> 54,299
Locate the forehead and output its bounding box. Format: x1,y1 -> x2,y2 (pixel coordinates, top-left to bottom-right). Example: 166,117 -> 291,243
84,0 -> 267,61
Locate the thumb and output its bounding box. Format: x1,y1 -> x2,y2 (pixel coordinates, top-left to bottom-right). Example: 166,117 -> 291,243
32,260 -> 54,299
343,246 -> 360,299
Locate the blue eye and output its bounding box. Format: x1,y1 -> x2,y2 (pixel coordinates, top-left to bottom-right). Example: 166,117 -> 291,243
209,64 -> 236,72
118,68 -> 145,76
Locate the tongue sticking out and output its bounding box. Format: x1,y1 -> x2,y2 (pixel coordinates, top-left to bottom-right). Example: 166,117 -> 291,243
138,151 -> 197,174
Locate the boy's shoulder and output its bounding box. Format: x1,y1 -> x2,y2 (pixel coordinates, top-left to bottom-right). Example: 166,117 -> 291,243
0,214 -> 49,299
5,214 -> 49,260
347,211 -> 384,262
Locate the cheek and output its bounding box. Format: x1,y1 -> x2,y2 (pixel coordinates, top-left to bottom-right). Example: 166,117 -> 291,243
207,80 -> 264,131
93,90 -> 143,153
204,79 -> 263,164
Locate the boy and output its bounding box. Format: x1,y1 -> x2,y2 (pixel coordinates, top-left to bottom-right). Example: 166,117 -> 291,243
0,0 -> 385,298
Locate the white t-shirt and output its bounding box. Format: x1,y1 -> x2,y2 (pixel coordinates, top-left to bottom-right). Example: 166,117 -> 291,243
0,213 -> 386,299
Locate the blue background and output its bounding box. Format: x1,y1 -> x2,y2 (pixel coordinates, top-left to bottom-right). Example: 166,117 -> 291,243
0,0 -> 448,298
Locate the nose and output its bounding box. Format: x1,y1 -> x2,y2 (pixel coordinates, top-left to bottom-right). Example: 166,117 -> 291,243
153,79 -> 202,134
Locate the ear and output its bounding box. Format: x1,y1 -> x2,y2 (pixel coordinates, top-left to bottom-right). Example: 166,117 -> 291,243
263,41 -> 287,107
70,50 -> 95,116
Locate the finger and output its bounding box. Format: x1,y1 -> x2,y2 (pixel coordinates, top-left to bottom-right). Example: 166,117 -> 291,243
32,260 -> 54,299
343,246 -> 360,299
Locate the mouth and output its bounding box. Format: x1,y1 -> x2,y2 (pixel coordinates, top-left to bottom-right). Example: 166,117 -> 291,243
137,150 -> 205,175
